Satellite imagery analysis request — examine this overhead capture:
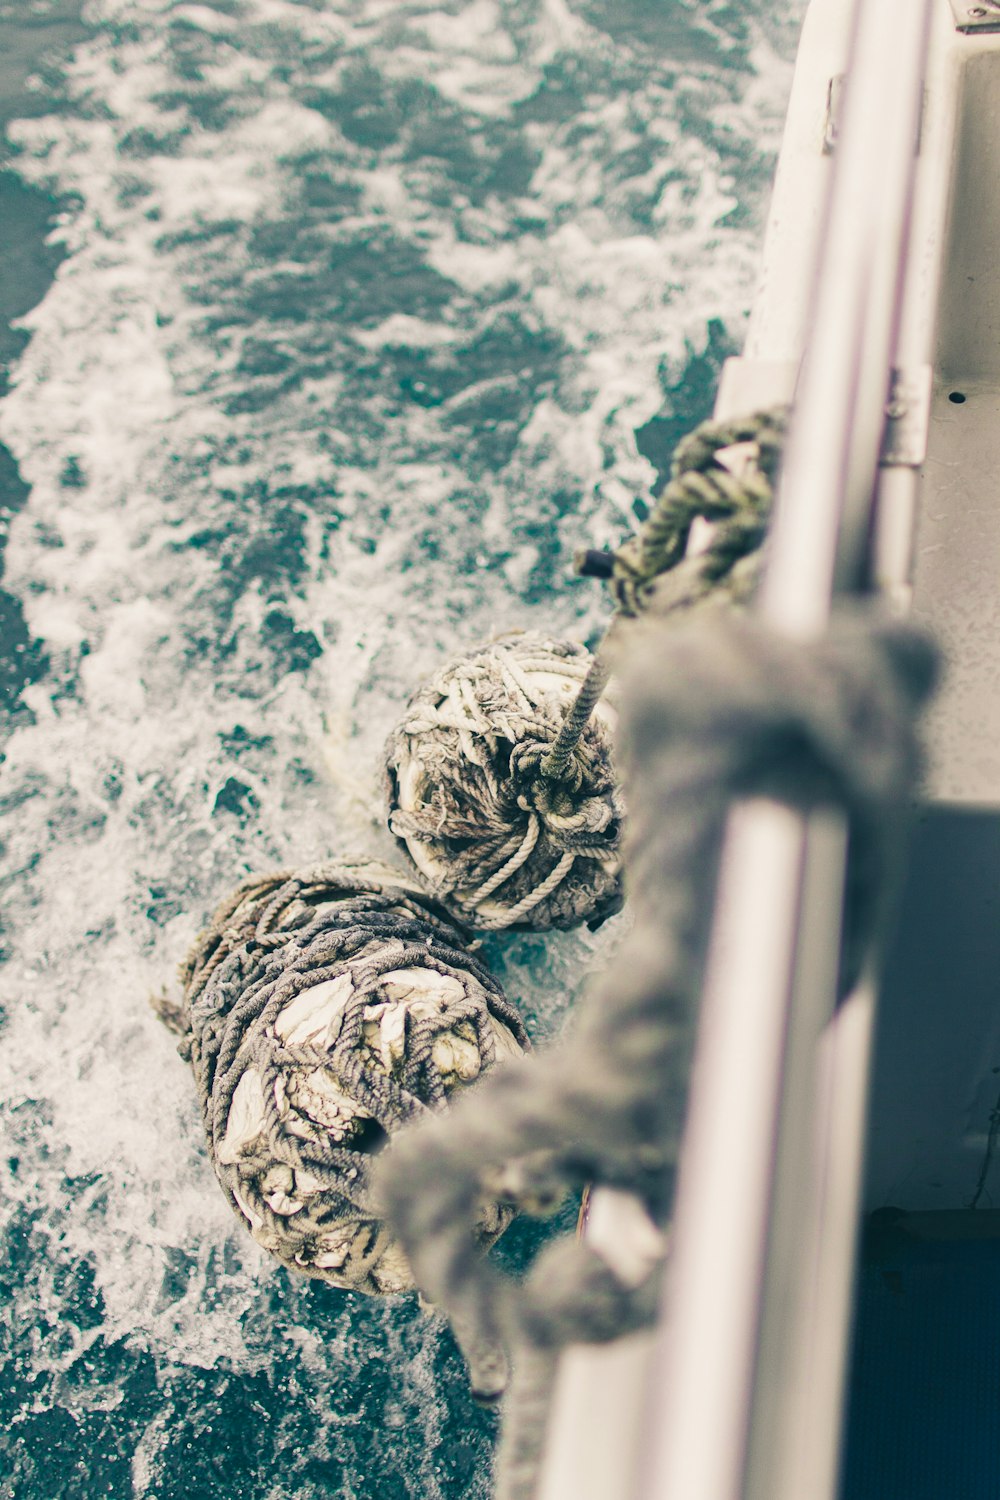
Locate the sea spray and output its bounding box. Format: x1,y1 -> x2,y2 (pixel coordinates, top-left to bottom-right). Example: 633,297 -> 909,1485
0,2 -> 802,1494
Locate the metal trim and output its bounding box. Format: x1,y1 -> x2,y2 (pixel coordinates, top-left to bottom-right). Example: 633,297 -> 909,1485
881,365 -> 933,466
950,0 -> 1000,32
823,74 -> 846,154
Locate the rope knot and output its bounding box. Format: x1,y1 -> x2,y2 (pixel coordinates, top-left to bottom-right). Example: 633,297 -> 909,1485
607,408 -> 788,618
510,739 -> 585,806
378,601 -> 939,1449
385,635 -> 623,930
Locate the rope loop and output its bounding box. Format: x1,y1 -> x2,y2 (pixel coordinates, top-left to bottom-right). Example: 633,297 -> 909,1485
609,406 -> 788,617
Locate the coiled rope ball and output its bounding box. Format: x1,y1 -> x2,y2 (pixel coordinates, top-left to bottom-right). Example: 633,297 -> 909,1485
160,860 -> 529,1295
384,633 -> 623,931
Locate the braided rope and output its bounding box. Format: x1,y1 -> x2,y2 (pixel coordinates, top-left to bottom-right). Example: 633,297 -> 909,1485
539,654 -> 613,784
155,860 -> 530,1295
609,407 -> 787,617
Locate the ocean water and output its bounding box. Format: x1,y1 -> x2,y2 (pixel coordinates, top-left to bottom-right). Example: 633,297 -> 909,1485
0,2 -> 802,1496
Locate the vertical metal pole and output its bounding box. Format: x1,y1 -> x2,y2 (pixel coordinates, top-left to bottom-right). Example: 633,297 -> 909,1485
638,800 -> 815,1500
775,981 -> 877,1500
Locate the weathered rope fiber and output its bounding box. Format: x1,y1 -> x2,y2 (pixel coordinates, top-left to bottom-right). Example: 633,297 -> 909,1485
156,859 -> 530,1295
377,608 -> 938,1476
385,634 -> 623,932
604,407 -> 788,618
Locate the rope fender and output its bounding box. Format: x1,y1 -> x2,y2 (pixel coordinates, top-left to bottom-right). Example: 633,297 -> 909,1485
384,634 -> 623,933
155,859 -> 530,1296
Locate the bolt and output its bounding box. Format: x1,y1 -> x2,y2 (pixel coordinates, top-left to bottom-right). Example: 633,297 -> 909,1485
969,6 -> 989,16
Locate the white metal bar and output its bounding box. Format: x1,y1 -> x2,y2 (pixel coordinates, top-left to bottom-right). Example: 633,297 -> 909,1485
774,981 -> 877,1500
535,1189 -> 665,1500
638,801 -> 812,1500
740,811 -> 851,1500
761,0 -> 932,633
537,1315 -> 656,1500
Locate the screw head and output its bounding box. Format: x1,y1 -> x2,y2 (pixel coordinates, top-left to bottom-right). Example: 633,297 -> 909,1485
969,6 -> 989,15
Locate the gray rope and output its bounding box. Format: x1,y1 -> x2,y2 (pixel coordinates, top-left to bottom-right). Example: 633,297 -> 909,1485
513,408 -> 787,896
538,653 -> 613,784
385,634 -> 623,932
377,607 -> 938,1454
154,860 -> 530,1295
519,411 -> 788,835
493,1344 -> 560,1500
584,407 -> 788,618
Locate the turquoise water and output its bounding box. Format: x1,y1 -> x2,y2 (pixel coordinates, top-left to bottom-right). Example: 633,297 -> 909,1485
0,3 -> 801,1495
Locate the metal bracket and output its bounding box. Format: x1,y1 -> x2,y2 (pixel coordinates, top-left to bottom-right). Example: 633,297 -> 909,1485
823,75 -> 846,154
881,365 -> 933,467
825,75 -> 924,154
951,0 -> 1000,31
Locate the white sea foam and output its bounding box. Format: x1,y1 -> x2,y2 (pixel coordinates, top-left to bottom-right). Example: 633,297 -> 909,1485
0,0 -> 803,1486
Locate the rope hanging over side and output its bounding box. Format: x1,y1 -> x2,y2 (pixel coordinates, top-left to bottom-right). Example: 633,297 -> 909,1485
154,859 -> 530,1295
382,410 -> 786,936
385,634 -> 623,932
376,608 -> 938,1484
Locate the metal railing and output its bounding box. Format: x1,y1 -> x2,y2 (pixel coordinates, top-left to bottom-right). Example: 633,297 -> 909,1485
534,1 -> 934,1496
636,3 -> 932,1500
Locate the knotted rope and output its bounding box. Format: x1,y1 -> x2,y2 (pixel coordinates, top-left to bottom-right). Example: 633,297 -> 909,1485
596,406 -> 787,617
155,859 -> 530,1295
377,607 -> 938,1491
384,412 -> 785,934
385,634 -> 623,932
